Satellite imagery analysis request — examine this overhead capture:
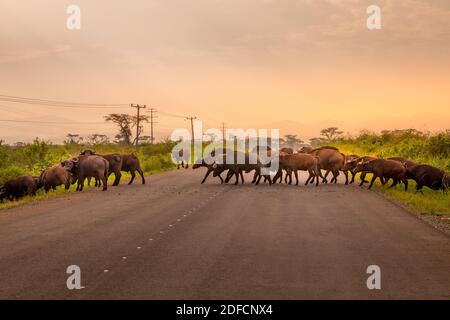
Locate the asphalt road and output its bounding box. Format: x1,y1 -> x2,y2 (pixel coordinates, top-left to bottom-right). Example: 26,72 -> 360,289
0,169 -> 449,300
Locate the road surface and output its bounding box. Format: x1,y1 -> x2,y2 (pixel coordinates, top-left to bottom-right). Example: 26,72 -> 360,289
0,169 -> 449,299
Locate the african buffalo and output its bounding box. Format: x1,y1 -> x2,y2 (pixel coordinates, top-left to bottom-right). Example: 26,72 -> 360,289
405,164 -> 450,192
39,164 -> 72,192
307,146 -> 345,184
121,154 -> 145,185
79,150 -> 123,186
354,159 -> 408,191
63,155 -> 109,191
0,176 -> 42,201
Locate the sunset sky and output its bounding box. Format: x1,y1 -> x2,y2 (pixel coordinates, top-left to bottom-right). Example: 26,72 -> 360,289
0,0 -> 449,143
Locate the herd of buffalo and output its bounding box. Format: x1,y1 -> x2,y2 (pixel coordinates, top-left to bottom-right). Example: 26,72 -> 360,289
191,146 -> 450,192
1,145 -> 449,203
0,150 -> 145,201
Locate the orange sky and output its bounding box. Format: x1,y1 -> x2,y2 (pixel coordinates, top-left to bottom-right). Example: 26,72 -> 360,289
0,0 -> 449,143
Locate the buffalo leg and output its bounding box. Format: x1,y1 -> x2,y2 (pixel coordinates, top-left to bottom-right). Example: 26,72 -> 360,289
368,175 -> 378,189
137,168 -> 146,184
343,171 -> 349,185
240,171 -> 245,184
315,169 -> 320,186
359,172 -> 368,186
201,168 -> 213,184
255,174 -> 262,185
252,171 -> 258,184
78,176 -> 85,192
225,170 -> 234,183
323,170 -> 331,183
350,171 -> 356,184
273,169 -> 282,183
305,174 -> 312,185
101,174 -> 108,191
294,170 -> 299,186
129,170 -> 136,185
401,177 -> 408,191
113,171 -> 122,186
306,170 -> 313,185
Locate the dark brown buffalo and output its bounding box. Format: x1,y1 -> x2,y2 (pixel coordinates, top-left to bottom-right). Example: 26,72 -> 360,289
80,150 -> 123,186
273,153 -> 322,186
0,176 -> 41,201
192,148 -> 230,184
405,164 -> 450,192
308,147 -> 345,184
39,164 -> 72,192
354,159 -> 408,191
387,157 -> 417,168
121,154 -> 145,185
63,155 -> 109,191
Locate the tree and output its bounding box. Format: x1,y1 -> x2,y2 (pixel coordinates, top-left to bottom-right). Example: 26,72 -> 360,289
64,133 -> 83,145
87,134 -> 109,145
105,114 -> 134,145
105,113 -> 149,145
280,134 -> 304,148
320,127 -> 343,142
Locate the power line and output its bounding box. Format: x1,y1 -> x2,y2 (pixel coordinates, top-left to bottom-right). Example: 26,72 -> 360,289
158,110 -> 186,119
0,94 -> 129,109
0,119 -> 110,124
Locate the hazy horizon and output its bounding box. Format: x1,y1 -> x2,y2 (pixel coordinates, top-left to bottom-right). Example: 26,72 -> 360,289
1,0 -> 449,144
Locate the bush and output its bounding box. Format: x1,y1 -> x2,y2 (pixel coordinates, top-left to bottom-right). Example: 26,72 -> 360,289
332,129 -> 450,171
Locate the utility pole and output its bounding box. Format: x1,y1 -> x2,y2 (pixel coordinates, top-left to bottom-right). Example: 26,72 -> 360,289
220,122 -> 226,142
185,116 -> 197,161
220,122 -> 227,148
148,108 -> 158,144
131,104 -> 146,146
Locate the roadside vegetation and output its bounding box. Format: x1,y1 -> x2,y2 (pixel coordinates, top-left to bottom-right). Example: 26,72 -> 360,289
320,129 -> 450,216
